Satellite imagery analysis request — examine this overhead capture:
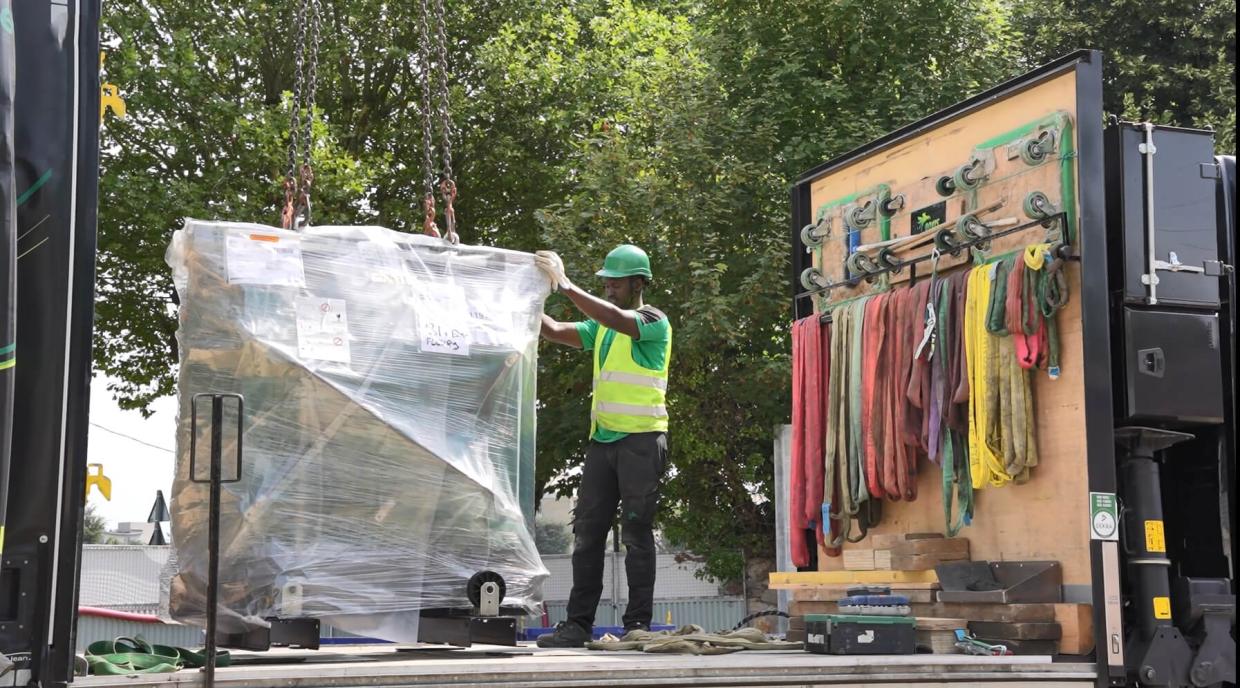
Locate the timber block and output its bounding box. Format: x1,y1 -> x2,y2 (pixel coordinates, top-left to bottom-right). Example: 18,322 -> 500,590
916,629 -> 961,654
792,587 -> 936,604
909,602 -> 1059,623
1054,603 -> 1094,655
870,533 -> 905,549
843,549 -> 876,571
891,551 -> 970,571
915,617 -> 969,631
968,621 -> 1062,640
891,537 -> 970,557
874,550 -> 893,570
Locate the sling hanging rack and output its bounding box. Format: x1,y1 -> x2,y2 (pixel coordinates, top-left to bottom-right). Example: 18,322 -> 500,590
794,212 -> 1071,314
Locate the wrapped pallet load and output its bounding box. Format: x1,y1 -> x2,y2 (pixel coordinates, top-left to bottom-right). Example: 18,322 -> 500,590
162,220 -> 550,642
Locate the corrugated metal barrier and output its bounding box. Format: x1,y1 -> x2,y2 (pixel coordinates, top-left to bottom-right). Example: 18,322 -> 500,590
75,616 -> 204,654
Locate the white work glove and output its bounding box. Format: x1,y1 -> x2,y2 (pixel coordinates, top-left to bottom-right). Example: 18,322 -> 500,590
535,250 -> 572,292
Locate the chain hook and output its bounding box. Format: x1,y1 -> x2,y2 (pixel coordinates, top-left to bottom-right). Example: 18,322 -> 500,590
439,178 -> 458,244
422,193 -> 440,238
281,177 -> 297,230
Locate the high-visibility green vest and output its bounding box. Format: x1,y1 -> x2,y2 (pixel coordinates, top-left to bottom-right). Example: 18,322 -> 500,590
590,324 -> 671,436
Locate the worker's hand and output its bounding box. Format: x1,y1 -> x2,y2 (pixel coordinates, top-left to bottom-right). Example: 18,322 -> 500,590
535,250 -> 572,292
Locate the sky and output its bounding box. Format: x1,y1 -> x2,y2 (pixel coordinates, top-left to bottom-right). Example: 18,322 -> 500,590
84,374 -> 177,528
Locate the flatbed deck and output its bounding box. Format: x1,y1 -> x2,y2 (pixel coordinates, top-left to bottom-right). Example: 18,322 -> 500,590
77,644 -> 1096,688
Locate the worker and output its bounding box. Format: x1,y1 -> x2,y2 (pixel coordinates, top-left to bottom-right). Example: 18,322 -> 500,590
532,245 -> 673,648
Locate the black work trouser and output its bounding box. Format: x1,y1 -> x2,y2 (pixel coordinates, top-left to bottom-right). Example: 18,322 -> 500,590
565,431 -> 669,631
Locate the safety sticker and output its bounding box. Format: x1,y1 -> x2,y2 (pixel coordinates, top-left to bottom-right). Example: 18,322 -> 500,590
226,231 -> 306,286
1144,520 -> 1166,553
1152,596 -> 1171,620
295,296 -> 351,364
1089,492 -> 1119,541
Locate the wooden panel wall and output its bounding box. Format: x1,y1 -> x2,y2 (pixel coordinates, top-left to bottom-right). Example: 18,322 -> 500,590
805,72 -> 1093,588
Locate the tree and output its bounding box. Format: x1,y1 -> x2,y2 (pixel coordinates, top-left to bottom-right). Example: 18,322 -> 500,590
83,504 -> 108,545
94,0 -> 1234,582
1011,0 -> 1236,152
534,518 -> 572,555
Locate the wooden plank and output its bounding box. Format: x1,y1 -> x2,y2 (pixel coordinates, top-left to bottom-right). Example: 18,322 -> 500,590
874,550 -> 893,570
969,621 -> 1062,640
1054,604 -> 1094,655
792,587 -> 936,604
770,570 -> 938,588
870,533 -> 905,550
915,617 -> 969,631
916,629 -> 960,655
908,602 -> 1058,623
892,538 -> 970,557
890,552 -> 970,570
843,549 -> 876,571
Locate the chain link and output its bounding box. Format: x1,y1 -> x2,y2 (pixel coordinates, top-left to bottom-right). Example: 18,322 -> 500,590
430,0 -> 453,183
415,0 -> 440,237
286,0 -> 307,184
281,0 -> 322,229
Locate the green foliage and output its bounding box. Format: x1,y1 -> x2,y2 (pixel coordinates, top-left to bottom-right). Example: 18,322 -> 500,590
83,504 -> 108,545
534,518 -> 572,555
96,0 -> 1235,581
1012,0 -> 1236,152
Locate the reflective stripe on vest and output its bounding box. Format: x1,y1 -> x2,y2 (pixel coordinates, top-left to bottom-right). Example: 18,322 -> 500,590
594,370 -> 668,391
592,401 -> 669,418
590,321 -> 672,436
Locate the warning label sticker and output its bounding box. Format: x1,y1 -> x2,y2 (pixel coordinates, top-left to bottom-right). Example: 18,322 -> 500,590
1089,492 -> 1119,541
1144,520 -> 1166,553
1153,596 -> 1171,620
295,296 -> 351,364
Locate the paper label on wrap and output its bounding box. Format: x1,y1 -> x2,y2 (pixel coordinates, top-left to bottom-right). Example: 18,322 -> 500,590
296,297 -> 351,363
226,231 -> 306,286
416,287 -> 472,356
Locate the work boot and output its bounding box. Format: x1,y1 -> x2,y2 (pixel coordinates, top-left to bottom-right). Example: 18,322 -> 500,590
536,621 -> 591,648
623,621 -> 650,633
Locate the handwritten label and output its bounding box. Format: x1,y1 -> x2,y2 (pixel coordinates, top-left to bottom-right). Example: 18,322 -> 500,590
295,297 -> 351,363
415,287 -> 472,356
226,231 -> 306,286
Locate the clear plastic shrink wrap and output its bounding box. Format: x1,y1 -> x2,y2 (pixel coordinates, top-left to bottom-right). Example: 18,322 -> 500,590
162,220 -> 550,641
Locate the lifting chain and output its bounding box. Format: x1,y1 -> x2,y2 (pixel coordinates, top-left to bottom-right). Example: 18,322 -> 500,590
282,0 -> 322,230
417,0 -> 458,243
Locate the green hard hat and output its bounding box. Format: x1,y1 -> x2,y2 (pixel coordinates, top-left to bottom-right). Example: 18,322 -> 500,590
596,244 -> 653,279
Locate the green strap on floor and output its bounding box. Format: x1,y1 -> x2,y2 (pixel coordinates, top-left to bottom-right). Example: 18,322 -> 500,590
85,636 -> 230,676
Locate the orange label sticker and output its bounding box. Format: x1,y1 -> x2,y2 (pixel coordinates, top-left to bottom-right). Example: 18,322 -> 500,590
248,233 -> 280,243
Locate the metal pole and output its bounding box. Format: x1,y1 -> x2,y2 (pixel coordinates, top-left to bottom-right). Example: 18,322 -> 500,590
204,395 -> 223,688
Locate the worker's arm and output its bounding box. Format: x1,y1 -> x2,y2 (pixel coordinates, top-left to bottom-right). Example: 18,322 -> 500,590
535,250 -> 642,339
540,314 -> 584,348
557,284 -> 641,339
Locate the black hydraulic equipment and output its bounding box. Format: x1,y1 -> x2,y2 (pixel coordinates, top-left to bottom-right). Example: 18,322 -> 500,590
1106,120 -> 1236,688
